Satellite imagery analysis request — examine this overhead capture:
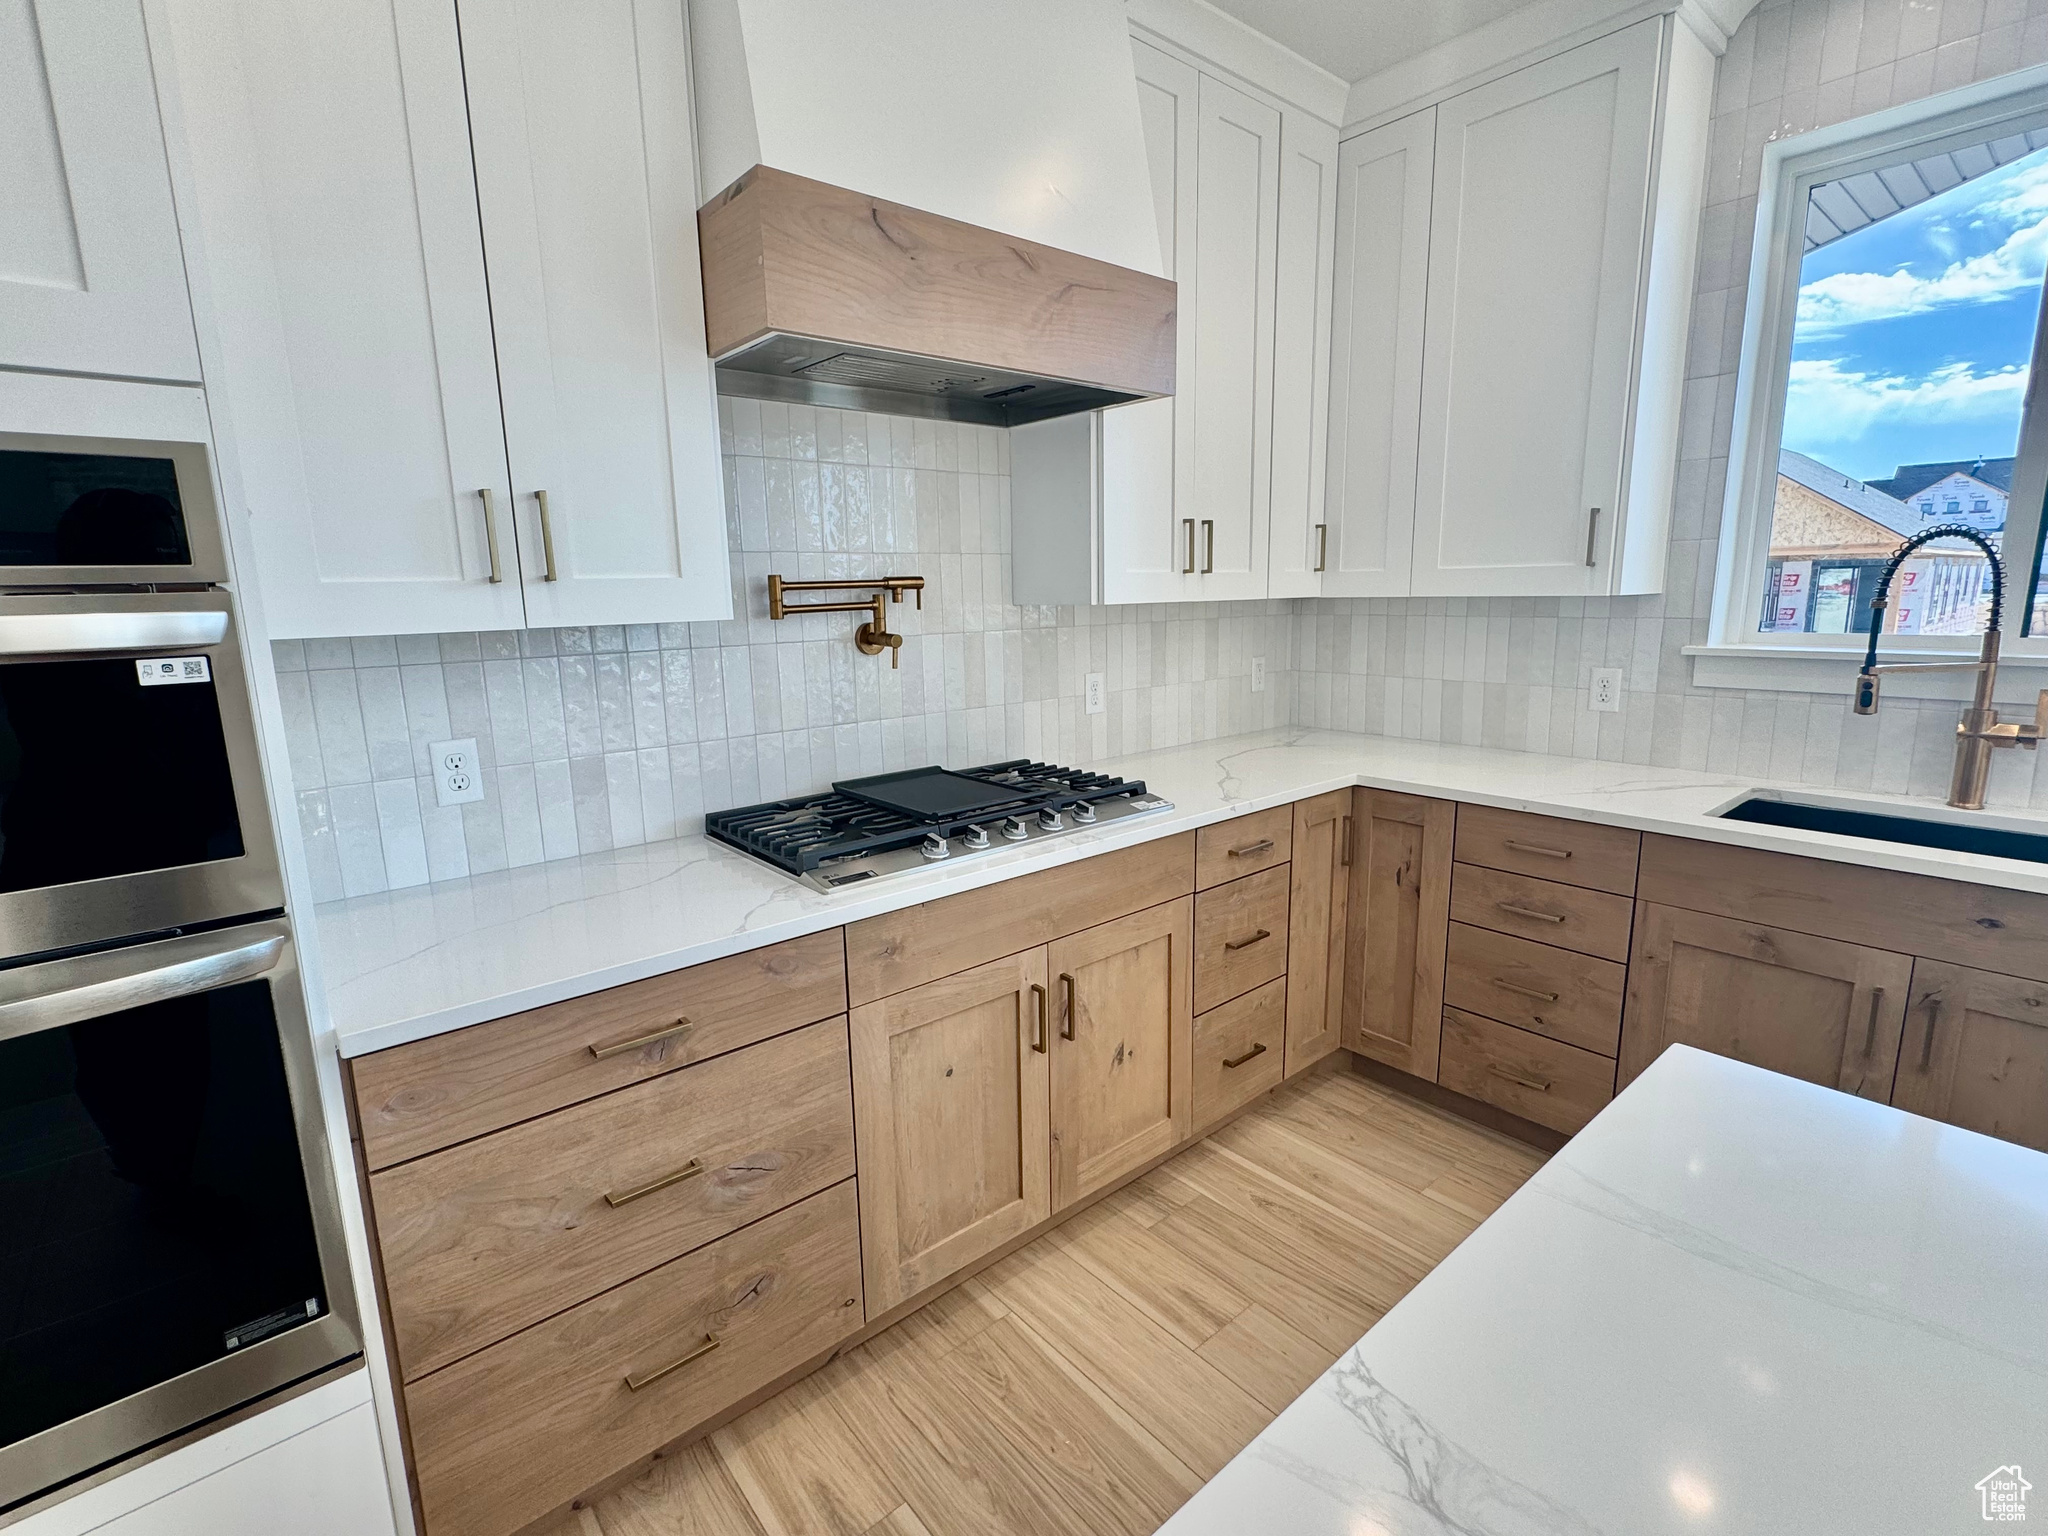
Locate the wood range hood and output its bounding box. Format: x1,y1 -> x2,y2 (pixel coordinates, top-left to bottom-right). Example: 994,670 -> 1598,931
698,165 -> 1177,427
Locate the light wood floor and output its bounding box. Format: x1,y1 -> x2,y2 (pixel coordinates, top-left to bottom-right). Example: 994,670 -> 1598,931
550,1067 -> 1547,1536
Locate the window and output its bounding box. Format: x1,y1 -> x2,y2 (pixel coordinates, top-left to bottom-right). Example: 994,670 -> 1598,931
1716,76 -> 2048,661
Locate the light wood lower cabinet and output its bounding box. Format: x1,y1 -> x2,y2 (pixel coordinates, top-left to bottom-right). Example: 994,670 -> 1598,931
1620,903 -> 1911,1099
1343,788 -> 1453,1077
1285,789 -> 1350,1076
1895,961 -> 2048,1152
1438,1007 -> 1614,1135
1049,898 -> 1194,1210
850,950 -> 1051,1316
1194,976 -> 1287,1129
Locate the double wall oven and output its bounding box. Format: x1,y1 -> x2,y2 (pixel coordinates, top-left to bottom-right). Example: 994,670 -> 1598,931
0,436 -> 359,1513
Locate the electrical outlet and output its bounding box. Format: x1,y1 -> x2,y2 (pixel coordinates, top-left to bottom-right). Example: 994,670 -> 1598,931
1589,668 -> 1624,713
430,738 -> 485,807
1085,672 -> 1105,715
1251,656 -> 1267,693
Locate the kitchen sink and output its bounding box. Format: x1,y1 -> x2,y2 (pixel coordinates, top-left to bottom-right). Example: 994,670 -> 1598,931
1716,792 -> 2048,864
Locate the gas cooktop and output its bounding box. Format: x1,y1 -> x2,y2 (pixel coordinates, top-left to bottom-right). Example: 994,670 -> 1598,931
706,761 -> 1173,891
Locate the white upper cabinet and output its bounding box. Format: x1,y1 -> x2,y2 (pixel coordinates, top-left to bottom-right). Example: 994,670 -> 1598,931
164,0 -> 730,637
1266,104 -> 1340,600
1323,15 -> 1709,600
458,0 -> 728,629
1,0 -> 199,382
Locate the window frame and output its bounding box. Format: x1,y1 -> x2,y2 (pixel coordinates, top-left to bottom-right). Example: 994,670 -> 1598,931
1701,64 -> 2048,697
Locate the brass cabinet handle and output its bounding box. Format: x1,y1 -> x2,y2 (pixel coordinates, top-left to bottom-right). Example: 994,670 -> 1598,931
1029,983 -> 1048,1054
1340,814 -> 1351,867
1489,1064 -> 1552,1092
1491,977 -> 1559,1002
1228,838 -> 1275,859
1224,928 -> 1271,951
1504,839 -> 1571,860
1060,972 -> 1077,1040
536,488 -> 559,581
1201,519 -> 1215,574
1864,987 -> 1884,1056
478,488 -> 504,584
604,1157 -> 705,1209
588,1016 -> 693,1060
1496,901 -> 1566,925
1183,519 -> 1196,575
1314,522 -> 1327,573
1919,998 -> 1942,1070
1584,506 -> 1600,567
624,1332 -> 719,1391
1222,1041 -> 1268,1069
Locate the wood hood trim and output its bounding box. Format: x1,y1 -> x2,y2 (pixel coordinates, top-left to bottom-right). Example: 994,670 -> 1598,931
698,166 -> 1177,401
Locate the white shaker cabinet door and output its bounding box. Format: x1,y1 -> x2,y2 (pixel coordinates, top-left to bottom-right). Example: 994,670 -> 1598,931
459,0 -> 732,630
1187,72 -> 1280,602
1409,19 -> 1659,597
165,0 -> 526,637
1102,39 -> 1201,605
2,0 -> 199,381
1321,108 -> 1433,598
1266,103 -> 1339,600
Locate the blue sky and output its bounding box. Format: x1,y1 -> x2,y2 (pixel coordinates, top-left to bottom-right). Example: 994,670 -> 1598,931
1784,147 -> 2048,483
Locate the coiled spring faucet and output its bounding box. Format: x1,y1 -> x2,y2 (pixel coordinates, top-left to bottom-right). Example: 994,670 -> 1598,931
1852,523 -> 2048,809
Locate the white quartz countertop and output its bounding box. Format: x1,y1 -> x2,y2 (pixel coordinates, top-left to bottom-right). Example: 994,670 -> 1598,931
1158,1045 -> 2048,1535
313,727 -> 2048,1056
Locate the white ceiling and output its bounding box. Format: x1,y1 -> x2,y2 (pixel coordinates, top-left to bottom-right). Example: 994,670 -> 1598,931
1203,0 -> 1554,84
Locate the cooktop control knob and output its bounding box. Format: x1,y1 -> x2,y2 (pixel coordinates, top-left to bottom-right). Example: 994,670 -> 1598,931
1037,807 -> 1064,831
1000,816 -> 1029,841
1072,802 -> 1097,824
921,832 -> 950,860
961,824 -> 990,850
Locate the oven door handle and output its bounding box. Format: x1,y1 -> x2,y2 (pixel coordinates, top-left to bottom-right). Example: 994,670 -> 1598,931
0,609 -> 229,656
0,922 -> 288,1043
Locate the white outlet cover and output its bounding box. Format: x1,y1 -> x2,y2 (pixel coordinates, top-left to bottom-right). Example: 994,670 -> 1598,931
430,737 -> 485,807
1251,656 -> 1267,693
1589,667 -> 1624,713
1085,672 -> 1105,715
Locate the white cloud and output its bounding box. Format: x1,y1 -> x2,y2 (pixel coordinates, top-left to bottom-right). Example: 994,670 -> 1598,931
1783,357 -> 2029,449
1796,214 -> 2048,330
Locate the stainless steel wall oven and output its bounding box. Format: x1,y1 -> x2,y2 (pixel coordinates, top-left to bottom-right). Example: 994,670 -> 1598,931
0,434 -> 359,1513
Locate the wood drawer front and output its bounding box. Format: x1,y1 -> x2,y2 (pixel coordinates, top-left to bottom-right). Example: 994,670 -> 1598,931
374,1017 -> 854,1381
1195,806 -> 1293,888
1454,804 -> 1640,895
1444,922 -> 1624,1056
1194,866 -> 1290,1013
407,1180 -> 862,1536
1639,834 -> 2048,983
352,930 -> 847,1170
1439,1007 -> 1614,1135
846,833 -> 1194,1005
1193,976 -> 1286,1130
1450,862 -> 1633,962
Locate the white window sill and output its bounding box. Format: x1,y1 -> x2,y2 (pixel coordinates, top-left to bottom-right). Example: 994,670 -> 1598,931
1686,643 -> 2048,704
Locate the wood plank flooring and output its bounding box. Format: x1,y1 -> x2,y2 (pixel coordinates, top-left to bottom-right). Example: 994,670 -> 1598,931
552,1067 -> 1547,1536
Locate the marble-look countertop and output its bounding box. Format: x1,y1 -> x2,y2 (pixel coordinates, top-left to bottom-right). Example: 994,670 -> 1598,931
313,727 -> 2048,1055
1159,1044 -> 2048,1535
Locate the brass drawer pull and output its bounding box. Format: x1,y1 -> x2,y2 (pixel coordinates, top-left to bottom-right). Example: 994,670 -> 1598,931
536,488 -> 560,581
478,488 -> 504,584
588,1016 -> 693,1060
624,1332 -> 720,1391
1491,977 -> 1559,1003
1201,518 -> 1215,574
1029,982 -> 1048,1054
1183,518 -> 1196,575
1224,928 -> 1272,951
1314,522 -> 1328,573
604,1157 -> 706,1209
1222,1041 -> 1268,1069
1489,1064 -> 1551,1092
1340,814 -> 1351,867
1060,972 -> 1077,1041
1228,838 -> 1275,858
1919,999 -> 1942,1070
1504,839 -> 1571,860
1496,901 -> 1566,925
1863,987 -> 1884,1056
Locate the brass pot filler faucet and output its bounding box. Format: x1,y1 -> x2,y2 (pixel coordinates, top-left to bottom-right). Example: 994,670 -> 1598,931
1852,522 -> 2048,809
767,574 -> 925,667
